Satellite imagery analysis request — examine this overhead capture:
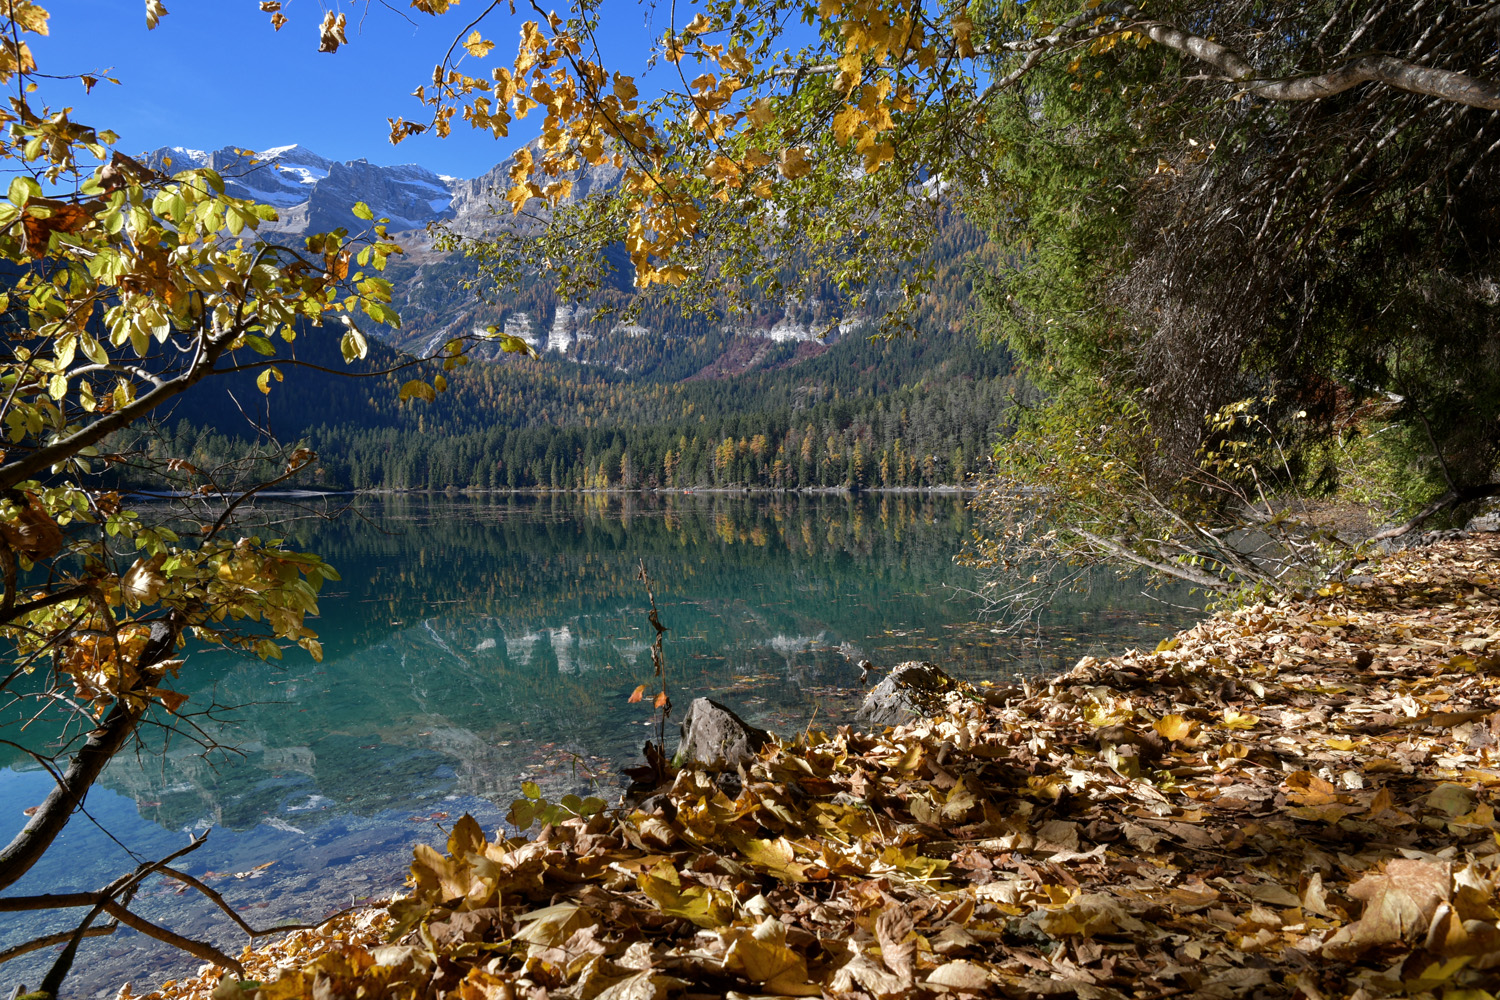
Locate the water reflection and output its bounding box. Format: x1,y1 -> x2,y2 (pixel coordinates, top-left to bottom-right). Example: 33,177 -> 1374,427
0,493 -> 1201,994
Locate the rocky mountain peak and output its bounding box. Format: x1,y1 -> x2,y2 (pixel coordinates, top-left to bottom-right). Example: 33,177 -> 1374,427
142,143 -> 459,236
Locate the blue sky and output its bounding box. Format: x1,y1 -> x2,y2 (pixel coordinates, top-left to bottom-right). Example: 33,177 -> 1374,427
31,1 -> 673,179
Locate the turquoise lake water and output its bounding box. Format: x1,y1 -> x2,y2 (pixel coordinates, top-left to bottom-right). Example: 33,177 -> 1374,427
0,493 -> 1201,995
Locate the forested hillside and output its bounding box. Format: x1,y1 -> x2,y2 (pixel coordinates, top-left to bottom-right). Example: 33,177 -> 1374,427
122,319 -> 1013,491
110,203 -> 1008,492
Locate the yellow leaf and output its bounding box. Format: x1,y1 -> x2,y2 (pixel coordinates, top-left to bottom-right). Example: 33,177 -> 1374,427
513,903 -> 595,948
950,13 -> 975,57
860,140 -> 894,173
833,105 -> 863,144
778,146 -> 812,179
637,860 -> 734,927
398,379 -> 437,404
745,97 -> 775,127
735,835 -> 809,882
464,31 -> 495,58
123,556 -> 167,606
1220,707 -> 1259,729
256,366 -> 282,395
148,686 -> 189,714
1153,714 -> 1195,742
722,918 -> 819,995
1326,737 -> 1356,751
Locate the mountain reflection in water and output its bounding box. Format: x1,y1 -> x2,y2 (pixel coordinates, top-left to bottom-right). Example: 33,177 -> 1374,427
0,493 -> 1201,995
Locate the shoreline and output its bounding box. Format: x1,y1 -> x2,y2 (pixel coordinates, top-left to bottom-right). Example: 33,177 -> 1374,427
138,534 -> 1500,1000
120,485 -> 979,502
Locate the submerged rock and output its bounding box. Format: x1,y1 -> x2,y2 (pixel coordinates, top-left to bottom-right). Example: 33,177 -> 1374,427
677,697 -> 771,770
856,661 -> 958,727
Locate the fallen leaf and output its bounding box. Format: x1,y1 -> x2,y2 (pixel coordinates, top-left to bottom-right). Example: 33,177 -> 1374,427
1323,859 -> 1450,958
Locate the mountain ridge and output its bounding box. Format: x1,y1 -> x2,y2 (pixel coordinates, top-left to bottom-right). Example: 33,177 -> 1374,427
143,142 -> 846,357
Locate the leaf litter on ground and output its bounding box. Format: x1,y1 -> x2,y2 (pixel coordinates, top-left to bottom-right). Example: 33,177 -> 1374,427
141,535 -> 1500,999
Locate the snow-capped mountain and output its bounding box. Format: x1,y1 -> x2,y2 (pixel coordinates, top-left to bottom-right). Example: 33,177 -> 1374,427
144,144 -> 459,235
144,140 -> 627,240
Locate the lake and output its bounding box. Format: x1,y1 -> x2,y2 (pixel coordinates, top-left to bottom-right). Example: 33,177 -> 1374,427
0,493 -> 1201,995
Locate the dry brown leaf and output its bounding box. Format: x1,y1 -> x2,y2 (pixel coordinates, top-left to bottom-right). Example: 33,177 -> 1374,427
875,904 -> 915,986
1323,859 -> 1450,957
925,960 -> 995,991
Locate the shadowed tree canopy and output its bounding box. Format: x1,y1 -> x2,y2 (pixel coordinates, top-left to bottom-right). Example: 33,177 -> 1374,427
961,1 -> 1500,593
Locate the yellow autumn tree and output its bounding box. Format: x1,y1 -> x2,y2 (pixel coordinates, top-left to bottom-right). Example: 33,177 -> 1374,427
0,3 -> 531,989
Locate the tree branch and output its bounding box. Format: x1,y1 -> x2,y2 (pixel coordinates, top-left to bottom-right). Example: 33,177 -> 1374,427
1124,6 -> 1500,109
38,833 -> 214,995
1370,484 -> 1500,540
0,324 -> 232,492
0,615 -> 185,893
765,5 -> 1500,112
1074,529 -> 1235,591
0,582 -> 95,625
101,899 -> 245,976
0,922 -> 116,964
156,865 -> 354,939
0,697 -> 147,894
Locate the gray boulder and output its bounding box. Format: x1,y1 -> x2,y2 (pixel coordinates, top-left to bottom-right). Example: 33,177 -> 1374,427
677,698 -> 772,770
856,662 -> 958,727
1468,511 -> 1500,534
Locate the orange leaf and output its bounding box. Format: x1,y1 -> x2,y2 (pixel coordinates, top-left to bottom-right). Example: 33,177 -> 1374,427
628,684 -> 646,703
654,691 -> 668,709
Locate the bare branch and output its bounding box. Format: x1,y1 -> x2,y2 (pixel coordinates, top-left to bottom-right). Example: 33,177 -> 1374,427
0,614 -> 185,893
1074,529 -> 1236,591
0,922 -> 116,964
1122,5 -> 1500,109
101,899 -> 245,976
1371,484 -> 1500,540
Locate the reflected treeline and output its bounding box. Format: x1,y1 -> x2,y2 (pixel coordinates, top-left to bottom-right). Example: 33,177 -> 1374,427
4,495 -> 1201,837
258,492 -> 979,661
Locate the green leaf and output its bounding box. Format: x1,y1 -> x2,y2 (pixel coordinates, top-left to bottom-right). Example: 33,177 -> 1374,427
352,201 -> 375,221
507,798 -> 540,830
362,300 -> 400,328
8,176 -> 40,207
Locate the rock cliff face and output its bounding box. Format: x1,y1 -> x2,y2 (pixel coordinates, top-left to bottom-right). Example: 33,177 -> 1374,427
443,140 -> 625,237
